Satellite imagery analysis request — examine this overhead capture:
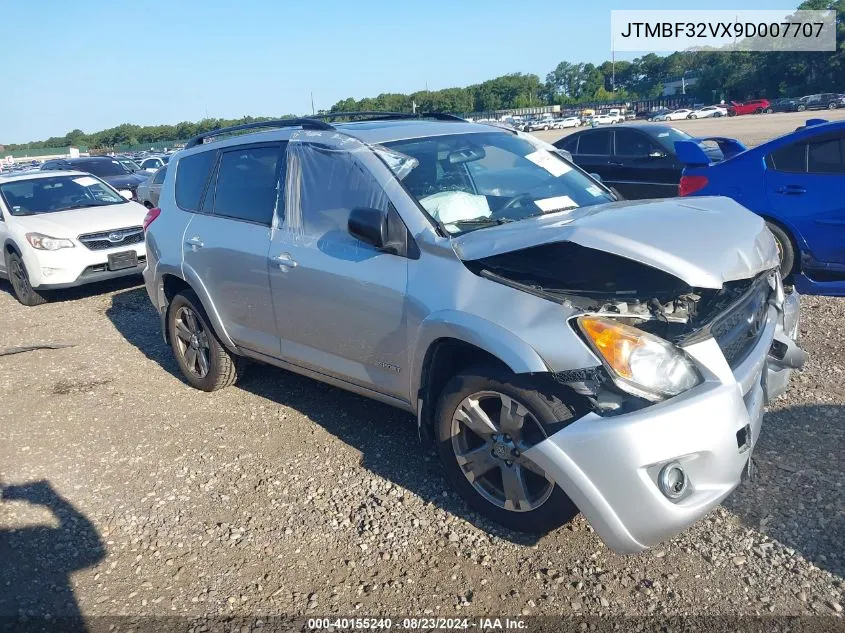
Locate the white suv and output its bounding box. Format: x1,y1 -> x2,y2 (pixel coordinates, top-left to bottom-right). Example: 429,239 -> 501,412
0,171 -> 149,305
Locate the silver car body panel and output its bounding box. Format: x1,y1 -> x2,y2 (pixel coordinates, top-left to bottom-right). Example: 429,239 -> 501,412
452,196 -> 779,289
143,120 -> 804,553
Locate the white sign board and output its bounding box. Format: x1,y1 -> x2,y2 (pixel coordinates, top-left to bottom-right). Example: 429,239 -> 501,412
68,147 -> 80,158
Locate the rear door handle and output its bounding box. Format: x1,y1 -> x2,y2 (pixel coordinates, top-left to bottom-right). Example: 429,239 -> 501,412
270,253 -> 298,268
185,236 -> 204,249
776,185 -> 806,195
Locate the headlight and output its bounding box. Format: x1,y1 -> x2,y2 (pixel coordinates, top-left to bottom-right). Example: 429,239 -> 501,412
25,233 -> 75,251
576,315 -> 702,401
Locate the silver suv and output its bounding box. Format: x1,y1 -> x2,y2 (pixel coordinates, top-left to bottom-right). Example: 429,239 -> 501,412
143,114 -> 806,553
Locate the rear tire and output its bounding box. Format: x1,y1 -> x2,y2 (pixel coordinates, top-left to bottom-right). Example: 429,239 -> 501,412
766,222 -> 795,279
728,110 -> 737,117
828,102 -> 837,109
798,105 -> 806,112
6,252 -> 48,306
168,290 -> 245,391
435,365 -> 579,534
765,108 -> 773,114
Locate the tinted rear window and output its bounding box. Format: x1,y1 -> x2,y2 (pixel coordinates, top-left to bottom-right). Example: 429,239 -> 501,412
768,142 -> 807,172
211,145 -> 282,225
577,131 -> 611,155
175,151 -> 216,211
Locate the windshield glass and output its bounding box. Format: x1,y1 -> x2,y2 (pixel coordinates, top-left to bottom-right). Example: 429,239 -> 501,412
76,159 -> 130,177
117,158 -> 141,171
384,132 -> 615,235
0,175 -> 127,215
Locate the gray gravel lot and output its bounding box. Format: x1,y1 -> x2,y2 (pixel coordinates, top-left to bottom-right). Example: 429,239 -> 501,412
1,114 -> 844,624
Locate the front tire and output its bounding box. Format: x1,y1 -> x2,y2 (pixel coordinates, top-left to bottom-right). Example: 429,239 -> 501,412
168,290 -> 245,391
828,102 -> 837,109
798,105 -> 806,112
766,222 -> 795,279
6,252 -> 48,306
435,365 -> 579,534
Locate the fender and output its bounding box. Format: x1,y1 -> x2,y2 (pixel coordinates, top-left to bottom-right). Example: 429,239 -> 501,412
410,309 -> 549,396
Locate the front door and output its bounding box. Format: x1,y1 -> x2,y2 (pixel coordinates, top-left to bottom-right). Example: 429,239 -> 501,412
269,140 -> 410,401
607,128 -> 680,199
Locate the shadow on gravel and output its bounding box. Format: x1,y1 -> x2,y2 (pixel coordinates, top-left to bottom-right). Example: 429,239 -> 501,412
0,275 -> 142,304
0,480 -> 104,631
105,287 -> 542,546
724,403 -> 844,578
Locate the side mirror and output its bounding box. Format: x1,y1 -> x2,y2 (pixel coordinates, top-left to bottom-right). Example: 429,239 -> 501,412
648,150 -> 667,159
118,189 -> 133,200
348,207 -> 388,249
589,172 -> 603,182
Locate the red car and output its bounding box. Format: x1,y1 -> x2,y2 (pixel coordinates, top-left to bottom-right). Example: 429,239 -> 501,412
727,99 -> 770,116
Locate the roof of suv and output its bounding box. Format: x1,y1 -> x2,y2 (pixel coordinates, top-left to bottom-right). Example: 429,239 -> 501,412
183,119 -> 502,154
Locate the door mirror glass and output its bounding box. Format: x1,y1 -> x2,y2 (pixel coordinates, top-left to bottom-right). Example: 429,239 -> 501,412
348,207 -> 388,249
118,189 -> 133,200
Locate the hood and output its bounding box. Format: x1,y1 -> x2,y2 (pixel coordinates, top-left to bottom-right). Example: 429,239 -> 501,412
451,196 -> 778,290
13,202 -> 149,238
103,173 -> 147,188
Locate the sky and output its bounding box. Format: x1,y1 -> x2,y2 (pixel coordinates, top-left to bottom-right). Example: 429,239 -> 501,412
0,0 -> 801,144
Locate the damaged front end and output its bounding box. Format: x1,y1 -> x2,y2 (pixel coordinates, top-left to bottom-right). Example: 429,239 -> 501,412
463,240 -> 806,413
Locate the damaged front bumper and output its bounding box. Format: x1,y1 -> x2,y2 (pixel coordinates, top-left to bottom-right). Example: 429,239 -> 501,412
523,289 -> 805,554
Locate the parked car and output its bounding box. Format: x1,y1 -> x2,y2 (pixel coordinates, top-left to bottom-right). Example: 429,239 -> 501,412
524,118 -> 555,132
0,171 -> 148,305
592,113 -> 617,125
677,118 -> 845,295
646,108 -> 673,121
41,156 -> 149,199
727,99 -> 770,116
556,116 -> 581,129
143,115 -> 804,551
663,108 -> 693,121
797,93 -> 845,111
688,105 -> 727,119
136,165 -> 167,208
554,124 -> 725,199
139,155 -> 170,172
766,98 -> 802,113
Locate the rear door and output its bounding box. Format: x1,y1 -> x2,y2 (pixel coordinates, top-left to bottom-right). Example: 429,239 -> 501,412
605,128 -> 680,199
181,143 -> 284,357
765,131 -> 845,268
568,129 -> 612,181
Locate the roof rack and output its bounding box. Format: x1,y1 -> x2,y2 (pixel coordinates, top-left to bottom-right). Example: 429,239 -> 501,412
184,118 -> 334,149
312,111 -> 467,123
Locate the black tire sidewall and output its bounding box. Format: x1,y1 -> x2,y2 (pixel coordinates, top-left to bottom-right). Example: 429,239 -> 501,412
434,365 -> 578,534
766,222 -> 795,278
7,252 -> 47,306
168,291 -> 229,391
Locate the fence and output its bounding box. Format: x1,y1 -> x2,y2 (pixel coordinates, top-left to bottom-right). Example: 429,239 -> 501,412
5,146 -> 88,159
116,140 -> 186,152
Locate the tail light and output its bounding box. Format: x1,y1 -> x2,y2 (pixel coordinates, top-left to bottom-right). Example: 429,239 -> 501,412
143,207 -> 161,232
679,175 -> 708,197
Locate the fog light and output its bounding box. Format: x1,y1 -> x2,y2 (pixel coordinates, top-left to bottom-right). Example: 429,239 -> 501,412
658,462 -> 688,500
40,267 -> 61,277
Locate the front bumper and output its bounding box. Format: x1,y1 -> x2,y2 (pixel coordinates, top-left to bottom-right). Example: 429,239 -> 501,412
524,290 -> 805,554
27,242 -> 146,289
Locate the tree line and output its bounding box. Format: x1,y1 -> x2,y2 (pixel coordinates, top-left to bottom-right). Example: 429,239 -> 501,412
4,0 -> 840,152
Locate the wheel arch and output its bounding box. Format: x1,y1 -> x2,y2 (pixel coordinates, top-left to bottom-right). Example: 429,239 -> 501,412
759,215 -> 804,273
412,313 -> 550,443
159,270 -> 238,352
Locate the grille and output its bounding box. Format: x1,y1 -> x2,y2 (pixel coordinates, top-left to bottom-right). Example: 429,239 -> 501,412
710,278 -> 771,368
78,226 -> 144,251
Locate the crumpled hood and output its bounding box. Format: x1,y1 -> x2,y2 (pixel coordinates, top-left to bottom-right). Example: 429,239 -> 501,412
13,202 -> 149,239
452,196 -> 778,289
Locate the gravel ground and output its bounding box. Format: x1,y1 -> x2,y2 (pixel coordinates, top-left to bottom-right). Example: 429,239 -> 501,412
1,114 -> 844,626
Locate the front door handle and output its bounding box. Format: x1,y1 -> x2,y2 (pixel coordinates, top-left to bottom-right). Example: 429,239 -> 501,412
607,161 -> 623,166
185,236 -> 204,249
775,185 -> 807,195
270,253 -> 298,268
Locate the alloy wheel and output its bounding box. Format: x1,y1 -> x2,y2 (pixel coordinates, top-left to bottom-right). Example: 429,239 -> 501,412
451,391 -> 554,512
174,306 -> 211,378
10,257 -> 31,296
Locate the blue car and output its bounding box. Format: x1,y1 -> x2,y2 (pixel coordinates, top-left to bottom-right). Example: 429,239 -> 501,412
677,119 -> 845,296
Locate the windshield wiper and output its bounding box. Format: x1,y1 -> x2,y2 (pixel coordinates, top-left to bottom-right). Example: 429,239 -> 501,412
453,216 -> 512,227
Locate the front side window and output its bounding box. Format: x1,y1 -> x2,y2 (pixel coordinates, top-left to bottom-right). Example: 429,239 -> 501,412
211,145 -> 282,225
285,144 -> 391,239
0,175 -> 126,215
384,132 -> 615,235
614,129 -> 659,157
